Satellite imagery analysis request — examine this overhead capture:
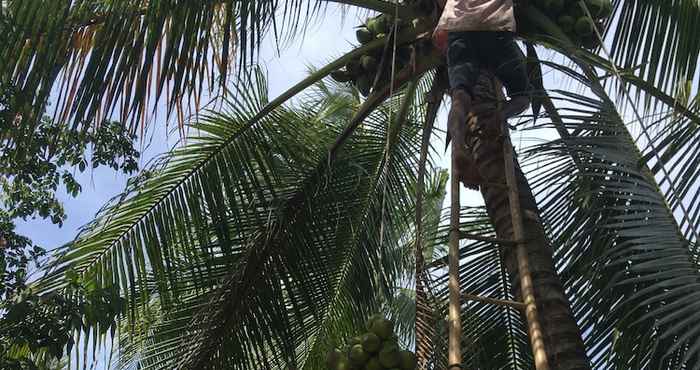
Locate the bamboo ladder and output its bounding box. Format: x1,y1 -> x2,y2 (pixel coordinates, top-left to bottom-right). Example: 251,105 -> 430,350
447,82 -> 550,370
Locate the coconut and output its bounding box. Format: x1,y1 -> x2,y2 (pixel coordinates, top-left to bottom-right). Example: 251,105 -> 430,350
361,332 -> 381,353
557,15 -> 576,33
330,70 -> 352,82
364,357 -> 382,370
548,0 -> 564,14
574,16 -> 595,36
535,0 -> 551,10
366,18 -> 380,35
349,335 -> 363,346
600,0 -> 613,18
335,356 -> 352,370
360,55 -> 378,72
356,75 -> 371,96
356,27 -> 374,44
375,15 -> 390,33
566,2 -> 585,18
349,344 -> 369,365
581,35 -> 600,49
366,314 -> 383,331
398,350 -> 417,370
369,317 -> 394,339
326,348 -> 344,368
585,0 -> 612,18
346,60 -> 362,76
378,343 -> 400,368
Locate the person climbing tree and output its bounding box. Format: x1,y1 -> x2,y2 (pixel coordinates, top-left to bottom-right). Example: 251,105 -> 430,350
432,0 -> 530,188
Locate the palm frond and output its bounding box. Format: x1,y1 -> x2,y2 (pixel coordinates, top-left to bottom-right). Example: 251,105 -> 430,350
605,0 -> 700,96
0,0 -> 411,133
520,57 -> 700,368
34,62 -> 443,368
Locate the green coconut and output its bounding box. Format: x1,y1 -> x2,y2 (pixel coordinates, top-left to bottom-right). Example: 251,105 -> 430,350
375,15 -> 391,33
349,336 -> 363,346
369,317 -> 395,339
586,0 -> 612,18
566,2 -> 585,18
601,0 -> 613,18
557,15 -> 576,33
349,344 -> 369,365
360,55 -> 378,71
535,0 -> 552,10
361,332 -> 381,353
356,75 -> 371,96
382,335 -> 399,348
366,314 -> 383,331
548,0 -> 564,14
378,343 -> 400,368
346,60 -> 362,76
574,16 -> 595,36
330,70 -> 352,82
335,356 -> 352,370
326,348 -> 344,368
364,357 -> 382,370
580,35 -> 600,49
366,18 -> 380,34
356,27 -> 374,44
398,350 -> 417,370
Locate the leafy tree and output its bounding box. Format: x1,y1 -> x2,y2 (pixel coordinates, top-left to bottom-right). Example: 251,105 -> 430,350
1,0 -> 699,369
0,82 -> 138,369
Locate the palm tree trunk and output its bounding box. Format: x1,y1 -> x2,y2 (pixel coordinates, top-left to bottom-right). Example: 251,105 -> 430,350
465,73 -> 591,370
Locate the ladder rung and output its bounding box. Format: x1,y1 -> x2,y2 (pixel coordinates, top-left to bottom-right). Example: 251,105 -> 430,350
463,294 -> 525,310
459,232 -> 519,246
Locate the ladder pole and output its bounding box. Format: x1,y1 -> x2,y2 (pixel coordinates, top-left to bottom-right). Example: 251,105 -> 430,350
502,127 -> 551,370
448,140 -> 463,368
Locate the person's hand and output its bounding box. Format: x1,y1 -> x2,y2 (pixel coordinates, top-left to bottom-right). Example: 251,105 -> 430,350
432,28 -> 448,55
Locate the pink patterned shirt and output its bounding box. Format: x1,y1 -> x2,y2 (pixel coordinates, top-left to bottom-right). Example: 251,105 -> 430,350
437,0 -> 516,32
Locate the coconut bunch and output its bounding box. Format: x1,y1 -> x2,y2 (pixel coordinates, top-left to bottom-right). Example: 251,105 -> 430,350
330,15 -> 428,97
325,314 -> 417,370
527,0 -> 613,49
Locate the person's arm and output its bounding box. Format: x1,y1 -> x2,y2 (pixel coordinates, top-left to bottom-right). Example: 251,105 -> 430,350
432,28 -> 448,54
431,0 -> 449,54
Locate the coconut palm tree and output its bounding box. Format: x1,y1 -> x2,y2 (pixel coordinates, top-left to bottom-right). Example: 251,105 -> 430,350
2,0 -> 699,369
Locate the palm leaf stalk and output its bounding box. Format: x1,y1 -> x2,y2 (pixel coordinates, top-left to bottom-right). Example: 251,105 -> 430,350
414,67 -> 447,369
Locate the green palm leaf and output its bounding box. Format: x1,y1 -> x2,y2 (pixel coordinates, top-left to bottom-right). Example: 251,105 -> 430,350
36,63 -> 442,368
0,0 -> 413,132
522,57 -> 700,367
605,0 -> 700,96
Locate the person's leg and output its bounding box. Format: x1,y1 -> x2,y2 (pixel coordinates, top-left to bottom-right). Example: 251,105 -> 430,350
484,32 -> 530,118
446,32 -> 483,189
